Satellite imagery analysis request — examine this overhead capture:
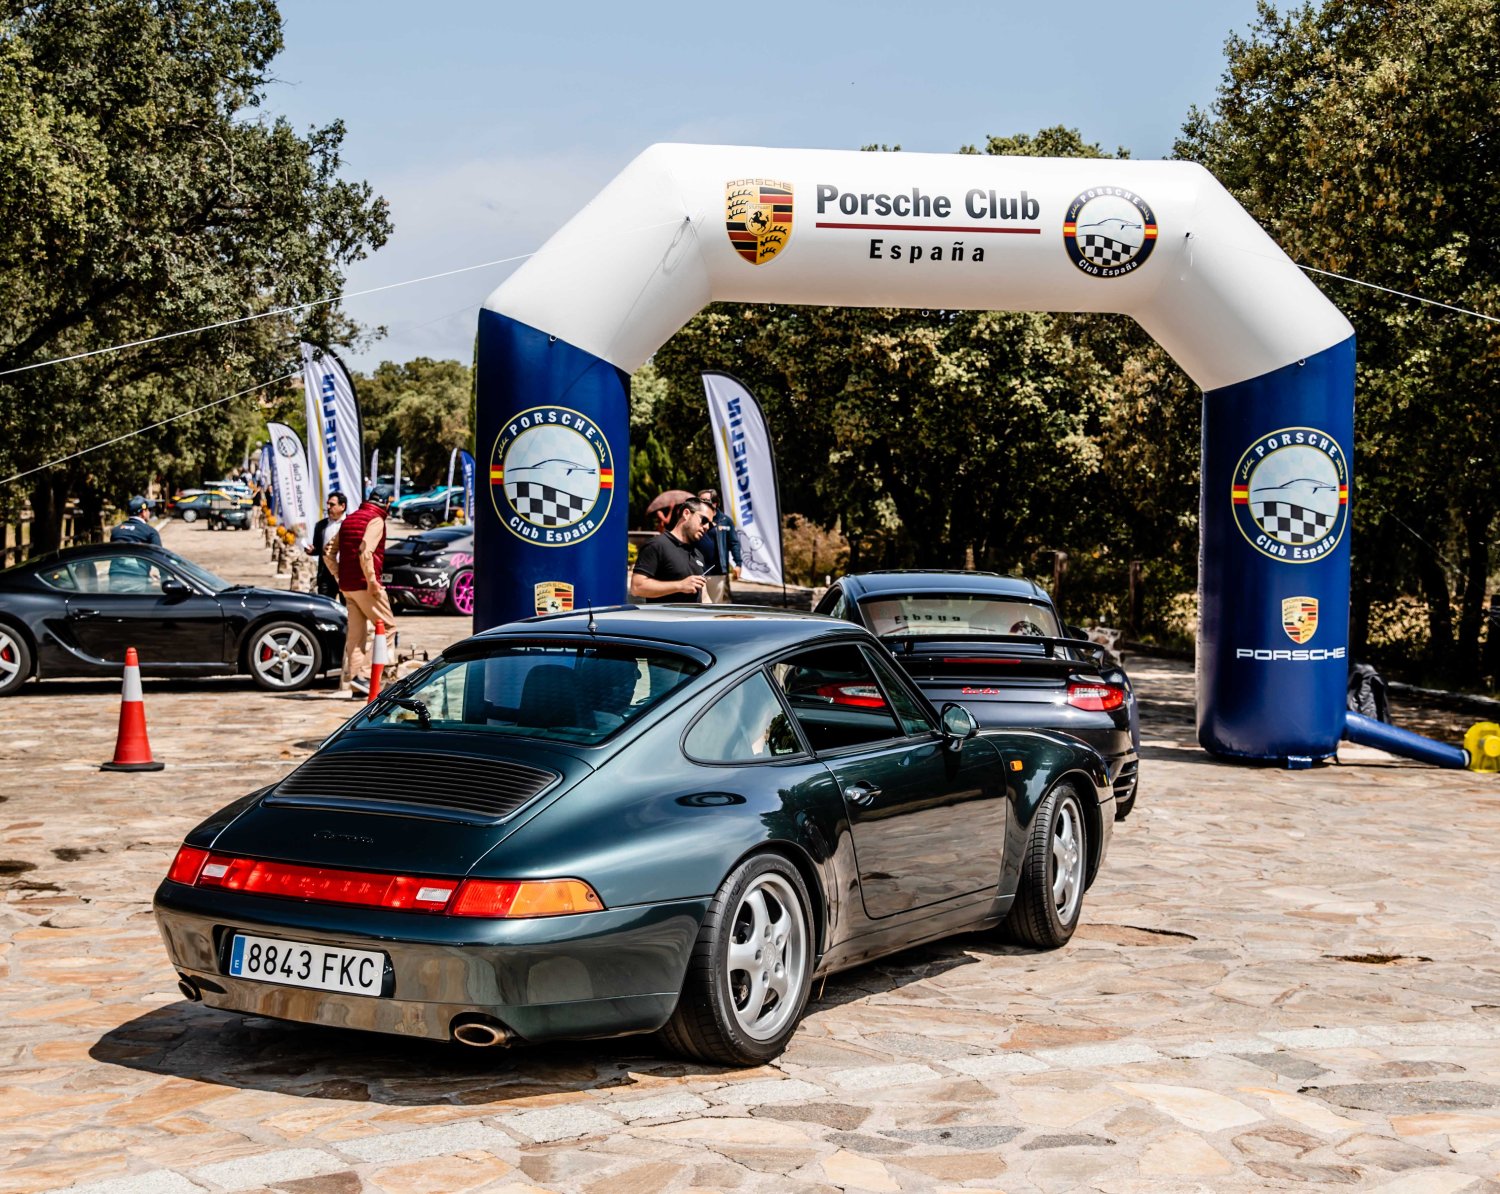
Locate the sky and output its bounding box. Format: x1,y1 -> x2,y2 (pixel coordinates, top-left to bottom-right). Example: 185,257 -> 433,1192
265,0 -> 1265,373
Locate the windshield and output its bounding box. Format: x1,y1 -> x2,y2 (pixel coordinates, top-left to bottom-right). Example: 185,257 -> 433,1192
859,594 -> 1062,639
357,642 -> 703,745
168,554 -> 235,593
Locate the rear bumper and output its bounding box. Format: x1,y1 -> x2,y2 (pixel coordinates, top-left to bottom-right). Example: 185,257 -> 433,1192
153,883 -> 705,1044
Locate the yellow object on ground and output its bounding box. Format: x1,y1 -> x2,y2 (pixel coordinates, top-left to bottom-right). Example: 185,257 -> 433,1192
1464,722 -> 1500,772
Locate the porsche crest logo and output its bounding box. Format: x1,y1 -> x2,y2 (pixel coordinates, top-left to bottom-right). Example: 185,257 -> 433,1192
534,581 -> 574,616
726,179 -> 793,265
1282,596 -> 1319,644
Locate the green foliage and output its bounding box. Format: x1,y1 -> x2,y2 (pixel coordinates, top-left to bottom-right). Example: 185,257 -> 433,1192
1179,0 -> 1500,684
0,0 -> 390,546
357,357 -> 472,487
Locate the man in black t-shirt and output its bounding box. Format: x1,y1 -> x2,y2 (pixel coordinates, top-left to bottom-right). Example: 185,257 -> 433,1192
631,497 -> 713,603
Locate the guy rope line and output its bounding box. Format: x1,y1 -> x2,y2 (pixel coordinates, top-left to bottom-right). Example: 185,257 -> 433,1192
0,372 -> 297,486
0,216 -> 688,379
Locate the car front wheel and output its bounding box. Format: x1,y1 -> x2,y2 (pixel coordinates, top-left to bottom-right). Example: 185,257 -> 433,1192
659,854 -> 814,1067
180,509 -> 197,523
1000,781 -> 1088,949
246,621 -> 321,691
0,626 -> 32,696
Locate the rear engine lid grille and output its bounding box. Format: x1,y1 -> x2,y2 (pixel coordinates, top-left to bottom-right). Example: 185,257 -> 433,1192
267,750 -> 560,824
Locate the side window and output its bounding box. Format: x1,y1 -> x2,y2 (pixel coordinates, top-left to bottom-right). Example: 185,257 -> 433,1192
862,646 -> 935,737
770,643 -> 903,753
685,671 -> 802,762
100,555 -> 166,595
815,586 -> 847,620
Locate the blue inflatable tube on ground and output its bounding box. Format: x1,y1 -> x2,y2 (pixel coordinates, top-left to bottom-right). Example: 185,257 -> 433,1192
473,310 -> 630,631
1343,712 -> 1468,769
1198,337 -> 1356,762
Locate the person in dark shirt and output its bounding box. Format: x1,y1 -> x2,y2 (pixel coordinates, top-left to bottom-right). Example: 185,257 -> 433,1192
695,488 -> 742,603
306,491 -> 347,599
110,497 -> 161,546
630,497 -> 713,603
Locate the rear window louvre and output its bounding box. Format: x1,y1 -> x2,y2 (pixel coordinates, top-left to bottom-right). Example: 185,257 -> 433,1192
267,751 -> 559,823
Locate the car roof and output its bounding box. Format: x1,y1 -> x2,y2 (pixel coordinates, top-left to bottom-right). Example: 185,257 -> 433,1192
836,570 -> 1051,602
465,605 -> 864,667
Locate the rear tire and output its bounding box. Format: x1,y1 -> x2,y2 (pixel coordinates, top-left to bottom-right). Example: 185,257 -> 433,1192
417,511 -> 437,530
999,781 -> 1088,949
0,625 -> 32,696
658,854 -> 814,1067
181,509 -> 197,523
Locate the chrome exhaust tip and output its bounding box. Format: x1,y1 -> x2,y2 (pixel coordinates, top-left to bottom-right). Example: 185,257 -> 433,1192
177,977 -> 202,1002
451,1018 -> 511,1048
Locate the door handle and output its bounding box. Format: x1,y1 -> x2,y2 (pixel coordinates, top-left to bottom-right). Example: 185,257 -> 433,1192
68,608 -> 101,620
843,782 -> 881,807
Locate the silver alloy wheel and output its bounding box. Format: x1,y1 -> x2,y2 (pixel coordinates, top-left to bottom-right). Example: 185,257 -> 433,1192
251,625 -> 316,688
724,871 -> 810,1042
1051,792 -> 1086,925
0,629 -> 20,688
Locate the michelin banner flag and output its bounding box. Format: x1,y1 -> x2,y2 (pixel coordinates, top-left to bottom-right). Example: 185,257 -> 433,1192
703,371 -> 783,587
266,422 -> 316,547
460,449 -> 475,526
300,343 -> 363,508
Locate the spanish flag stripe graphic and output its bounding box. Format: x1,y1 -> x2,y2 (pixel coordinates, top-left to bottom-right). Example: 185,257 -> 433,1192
599,471 -> 614,489
1143,227 -> 1158,238
1062,223 -> 1076,234
489,467 -> 503,482
1338,487 -> 1348,501
1231,487 -> 1250,503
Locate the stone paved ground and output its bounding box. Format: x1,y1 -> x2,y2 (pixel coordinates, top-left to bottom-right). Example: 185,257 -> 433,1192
4,520 -> 1500,1193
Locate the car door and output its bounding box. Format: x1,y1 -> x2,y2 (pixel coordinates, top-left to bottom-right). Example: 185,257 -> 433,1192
60,555 -> 226,666
770,641 -> 1006,920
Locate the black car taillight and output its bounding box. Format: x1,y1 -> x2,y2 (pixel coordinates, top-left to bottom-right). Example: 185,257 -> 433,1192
1066,680 -> 1125,712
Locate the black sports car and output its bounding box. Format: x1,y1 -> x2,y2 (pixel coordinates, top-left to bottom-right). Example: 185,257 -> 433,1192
0,543 -> 346,695
816,571 -> 1140,818
382,527 -> 475,616
154,606 -> 1112,1066
395,487 -> 464,530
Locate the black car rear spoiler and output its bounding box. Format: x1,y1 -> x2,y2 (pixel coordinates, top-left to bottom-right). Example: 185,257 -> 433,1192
885,633 -> 1109,673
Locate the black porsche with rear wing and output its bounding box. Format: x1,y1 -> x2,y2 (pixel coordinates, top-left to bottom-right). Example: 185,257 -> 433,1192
816,571 -> 1140,818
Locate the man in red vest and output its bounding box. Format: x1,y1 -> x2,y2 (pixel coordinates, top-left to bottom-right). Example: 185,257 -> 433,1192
324,491 -> 398,697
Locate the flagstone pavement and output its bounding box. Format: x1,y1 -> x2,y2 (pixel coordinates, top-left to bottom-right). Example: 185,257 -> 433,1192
3,519 -> 1500,1192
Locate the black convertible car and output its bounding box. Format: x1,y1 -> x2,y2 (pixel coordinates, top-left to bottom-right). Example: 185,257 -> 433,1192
0,543 -> 346,695
816,572 -> 1140,818
155,606 -> 1112,1066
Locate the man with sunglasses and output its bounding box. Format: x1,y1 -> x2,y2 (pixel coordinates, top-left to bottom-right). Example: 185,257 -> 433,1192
630,497 -> 712,603
695,488 -> 741,603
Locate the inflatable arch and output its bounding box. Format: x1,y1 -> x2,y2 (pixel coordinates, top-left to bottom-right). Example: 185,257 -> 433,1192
476,144 -> 1355,764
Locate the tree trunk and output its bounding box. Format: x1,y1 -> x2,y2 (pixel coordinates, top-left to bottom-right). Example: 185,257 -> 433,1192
1414,542 -> 1454,677
1456,505 -> 1494,686
27,473 -> 70,557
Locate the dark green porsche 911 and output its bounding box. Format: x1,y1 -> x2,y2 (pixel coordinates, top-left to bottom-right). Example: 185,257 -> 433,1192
154,607 -> 1113,1066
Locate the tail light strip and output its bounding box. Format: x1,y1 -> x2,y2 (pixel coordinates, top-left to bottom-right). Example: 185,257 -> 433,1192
165,846 -> 603,918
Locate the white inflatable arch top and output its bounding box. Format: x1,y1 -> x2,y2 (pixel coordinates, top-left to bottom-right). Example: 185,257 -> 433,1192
487,143 -> 1350,391
477,143 -> 1356,764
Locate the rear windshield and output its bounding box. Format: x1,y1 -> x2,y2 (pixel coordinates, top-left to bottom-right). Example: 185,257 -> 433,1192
859,594 -> 1061,639
356,643 -> 703,745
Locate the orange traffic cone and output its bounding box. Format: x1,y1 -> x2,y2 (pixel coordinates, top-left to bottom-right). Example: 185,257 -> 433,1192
367,620 -> 389,704
101,647 -> 164,771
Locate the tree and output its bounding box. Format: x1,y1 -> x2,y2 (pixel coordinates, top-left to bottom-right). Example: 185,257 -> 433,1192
357,357 -> 472,487
1177,0 -> 1500,682
0,0 -> 390,549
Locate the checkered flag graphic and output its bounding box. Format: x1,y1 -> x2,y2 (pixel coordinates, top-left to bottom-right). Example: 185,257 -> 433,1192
1079,232 -> 1135,267
508,481 -> 590,527
1253,500 -> 1336,545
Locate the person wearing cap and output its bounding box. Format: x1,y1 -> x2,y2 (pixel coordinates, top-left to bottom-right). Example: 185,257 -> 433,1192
695,489 -> 741,603
110,497 -> 161,546
325,490 -> 397,697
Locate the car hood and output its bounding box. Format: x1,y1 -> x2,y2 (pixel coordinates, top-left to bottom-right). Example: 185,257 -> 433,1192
201,733 -> 597,874
220,587 -> 345,618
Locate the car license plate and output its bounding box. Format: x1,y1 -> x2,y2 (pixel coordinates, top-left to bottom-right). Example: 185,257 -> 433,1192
380,573 -> 392,583
228,933 -> 385,996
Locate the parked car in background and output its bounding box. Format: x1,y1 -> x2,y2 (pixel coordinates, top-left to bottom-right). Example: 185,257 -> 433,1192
381,527 -> 474,615
816,570 -> 1140,818
169,490 -> 249,523
154,606 -> 1112,1065
396,486 -> 464,530
0,543 -> 346,695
